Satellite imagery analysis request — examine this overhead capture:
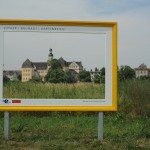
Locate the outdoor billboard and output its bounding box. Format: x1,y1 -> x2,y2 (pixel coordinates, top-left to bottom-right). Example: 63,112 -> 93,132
0,20 -> 117,111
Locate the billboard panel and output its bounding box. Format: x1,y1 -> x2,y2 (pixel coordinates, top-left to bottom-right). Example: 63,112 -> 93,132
0,20 -> 117,111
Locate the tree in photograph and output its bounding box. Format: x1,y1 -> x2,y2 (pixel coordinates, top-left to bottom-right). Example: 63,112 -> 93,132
94,74 -> 101,83
63,71 -> 75,83
17,74 -> 22,81
78,70 -> 91,82
46,58 -> 77,83
100,75 -> 105,84
100,67 -> 105,76
118,65 -> 135,81
45,68 -> 65,83
46,58 -> 65,83
48,59 -> 62,70
3,76 -> 10,83
100,67 -> 105,83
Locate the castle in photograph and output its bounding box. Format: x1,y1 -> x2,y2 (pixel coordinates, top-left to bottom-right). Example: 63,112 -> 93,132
3,48 -> 101,82
21,48 -> 83,82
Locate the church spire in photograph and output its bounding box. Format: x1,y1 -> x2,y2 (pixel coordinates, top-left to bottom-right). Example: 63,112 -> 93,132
48,48 -> 54,61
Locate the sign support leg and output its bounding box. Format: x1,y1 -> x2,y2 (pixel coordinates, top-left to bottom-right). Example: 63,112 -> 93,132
98,112 -> 103,140
4,111 -> 9,140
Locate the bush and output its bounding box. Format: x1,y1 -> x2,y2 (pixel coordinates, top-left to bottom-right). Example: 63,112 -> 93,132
29,77 -> 42,83
3,76 -> 10,83
140,75 -> 150,81
78,70 -> 91,82
119,80 -> 150,116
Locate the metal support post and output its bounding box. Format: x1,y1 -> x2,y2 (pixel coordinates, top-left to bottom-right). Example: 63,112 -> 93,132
98,112 -> 103,140
4,111 -> 9,140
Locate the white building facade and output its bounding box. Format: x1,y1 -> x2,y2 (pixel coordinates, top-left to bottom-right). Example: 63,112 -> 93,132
135,63 -> 150,78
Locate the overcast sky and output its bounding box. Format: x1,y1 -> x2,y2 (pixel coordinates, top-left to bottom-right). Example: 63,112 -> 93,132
0,0 -> 150,69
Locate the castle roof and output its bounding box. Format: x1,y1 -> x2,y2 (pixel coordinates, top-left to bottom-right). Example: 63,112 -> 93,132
59,57 -> 67,67
67,61 -> 83,67
59,57 -> 83,68
3,70 -> 21,76
22,59 -> 47,70
76,62 -> 82,67
22,59 -> 34,68
33,62 -> 47,70
22,56 -> 83,70
136,63 -> 147,70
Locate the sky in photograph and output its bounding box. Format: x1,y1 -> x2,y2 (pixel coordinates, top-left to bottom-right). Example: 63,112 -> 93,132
3,32 -> 105,70
0,0 -> 150,69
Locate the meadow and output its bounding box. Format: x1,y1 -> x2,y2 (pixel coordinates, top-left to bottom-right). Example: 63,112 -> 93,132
0,80 -> 150,150
3,82 -> 105,99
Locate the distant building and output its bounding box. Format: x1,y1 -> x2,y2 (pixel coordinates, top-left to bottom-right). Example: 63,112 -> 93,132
3,70 -> 21,81
90,67 -> 101,82
21,48 -> 83,82
135,63 -> 150,78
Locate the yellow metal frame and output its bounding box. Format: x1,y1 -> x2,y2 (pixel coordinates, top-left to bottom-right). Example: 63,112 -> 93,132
0,19 -> 117,111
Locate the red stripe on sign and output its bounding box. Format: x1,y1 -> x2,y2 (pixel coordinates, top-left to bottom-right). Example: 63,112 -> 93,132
12,100 -> 21,103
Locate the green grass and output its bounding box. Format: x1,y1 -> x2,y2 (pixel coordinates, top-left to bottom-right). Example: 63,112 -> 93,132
0,113 -> 149,150
3,82 -> 105,99
0,80 -> 150,149
118,80 -> 150,116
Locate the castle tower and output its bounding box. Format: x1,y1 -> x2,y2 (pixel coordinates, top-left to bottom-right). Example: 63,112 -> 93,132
48,48 -> 53,61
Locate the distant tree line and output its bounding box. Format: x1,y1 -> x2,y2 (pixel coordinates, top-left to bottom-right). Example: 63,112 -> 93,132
31,64 -> 149,83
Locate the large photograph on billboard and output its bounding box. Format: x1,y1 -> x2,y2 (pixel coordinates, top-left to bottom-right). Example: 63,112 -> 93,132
0,20 -> 117,111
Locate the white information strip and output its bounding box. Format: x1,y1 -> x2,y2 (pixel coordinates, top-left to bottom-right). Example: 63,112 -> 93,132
1,99 -> 109,106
